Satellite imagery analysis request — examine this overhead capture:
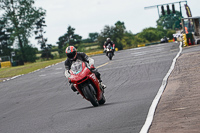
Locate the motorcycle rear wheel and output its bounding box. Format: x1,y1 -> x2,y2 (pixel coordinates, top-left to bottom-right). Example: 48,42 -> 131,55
84,85 -> 99,107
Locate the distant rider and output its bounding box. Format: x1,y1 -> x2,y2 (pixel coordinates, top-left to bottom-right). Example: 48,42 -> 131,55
64,46 -> 106,92
103,38 -> 115,56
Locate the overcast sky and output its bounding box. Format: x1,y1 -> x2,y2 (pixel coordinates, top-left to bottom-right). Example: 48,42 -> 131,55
32,0 -> 199,46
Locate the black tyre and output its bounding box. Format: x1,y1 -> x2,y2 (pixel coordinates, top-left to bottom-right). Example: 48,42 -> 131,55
98,94 -> 106,105
83,85 -> 99,107
108,52 -> 112,60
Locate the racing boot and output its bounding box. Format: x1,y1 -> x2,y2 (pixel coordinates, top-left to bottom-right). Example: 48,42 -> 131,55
100,82 -> 106,90
99,79 -> 106,90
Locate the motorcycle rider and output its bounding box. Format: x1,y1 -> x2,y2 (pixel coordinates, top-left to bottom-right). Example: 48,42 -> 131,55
103,38 -> 115,56
64,46 -> 106,92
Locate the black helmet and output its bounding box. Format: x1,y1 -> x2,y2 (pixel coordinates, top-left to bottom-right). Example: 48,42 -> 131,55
65,46 -> 77,60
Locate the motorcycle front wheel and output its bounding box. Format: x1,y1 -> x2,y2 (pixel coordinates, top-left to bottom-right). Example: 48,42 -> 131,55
108,52 -> 112,60
83,85 -> 99,107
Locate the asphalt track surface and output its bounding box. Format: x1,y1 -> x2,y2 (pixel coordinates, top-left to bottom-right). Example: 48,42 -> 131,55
0,42 -> 180,133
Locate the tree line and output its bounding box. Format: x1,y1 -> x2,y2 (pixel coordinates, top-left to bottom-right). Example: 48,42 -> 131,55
0,0 -> 45,63
57,9 -> 182,57
0,0 -> 181,63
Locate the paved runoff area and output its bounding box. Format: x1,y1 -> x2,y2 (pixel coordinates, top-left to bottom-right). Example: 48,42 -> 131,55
149,45 -> 200,133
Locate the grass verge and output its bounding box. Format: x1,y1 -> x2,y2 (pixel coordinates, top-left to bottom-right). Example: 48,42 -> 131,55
0,50 -> 105,82
0,58 -> 66,82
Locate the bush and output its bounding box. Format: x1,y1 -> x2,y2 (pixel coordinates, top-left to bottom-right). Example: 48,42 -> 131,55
14,45 -> 37,63
41,51 -> 54,59
166,30 -> 176,40
23,45 -> 37,62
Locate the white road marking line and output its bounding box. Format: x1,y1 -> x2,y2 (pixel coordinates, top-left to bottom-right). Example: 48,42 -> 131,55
139,42 -> 182,133
51,72 -> 62,75
172,107 -> 187,111
131,52 -> 149,56
55,67 -> 63,70
130,47 -> 147,50
1,62 -> 64,82
39,74 -> 46,77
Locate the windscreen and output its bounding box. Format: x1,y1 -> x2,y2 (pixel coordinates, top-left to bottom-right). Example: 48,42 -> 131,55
107,43 -> 112,49
71,60 -> 83,74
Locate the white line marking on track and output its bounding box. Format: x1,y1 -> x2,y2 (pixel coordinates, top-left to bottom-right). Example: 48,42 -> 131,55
52,72 -> 62,75
1,61 -> 64,83
139,42 -> 182,133
55,67 -> 63,70
39,74 -> 46,77
129,47 -> 147,50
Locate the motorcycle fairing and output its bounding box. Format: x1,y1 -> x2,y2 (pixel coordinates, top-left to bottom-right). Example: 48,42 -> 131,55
69,61 -> 103,101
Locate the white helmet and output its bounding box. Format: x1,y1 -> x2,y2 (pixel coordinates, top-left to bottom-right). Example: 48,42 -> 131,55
107,38 -> 111,42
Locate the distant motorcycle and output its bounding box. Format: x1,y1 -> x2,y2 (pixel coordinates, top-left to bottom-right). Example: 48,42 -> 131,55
160,36 -> 169,43
65,59 -> 106,107
105,43 -> 114,60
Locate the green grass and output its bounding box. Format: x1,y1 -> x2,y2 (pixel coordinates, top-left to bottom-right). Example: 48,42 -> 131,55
0,58 -> 66,82
0,45 -> 102,82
